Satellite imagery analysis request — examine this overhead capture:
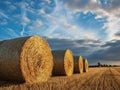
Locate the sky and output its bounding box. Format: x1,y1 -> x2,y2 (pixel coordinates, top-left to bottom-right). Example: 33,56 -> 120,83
0,0 -> 120,65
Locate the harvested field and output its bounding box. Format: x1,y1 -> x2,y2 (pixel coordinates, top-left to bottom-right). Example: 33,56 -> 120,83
1,67 -> 120,90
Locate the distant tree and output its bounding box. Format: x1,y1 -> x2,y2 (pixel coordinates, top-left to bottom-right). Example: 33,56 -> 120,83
106,64 -> 108,67
109,65 -> 112,67
98,62 -> 101,67
103,64 -> 106,67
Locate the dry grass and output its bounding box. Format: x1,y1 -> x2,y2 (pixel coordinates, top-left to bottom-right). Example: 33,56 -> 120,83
74,56 -> 83,74
1,67 -> 120,90
0,36 -> 53,84
52,50 -> 74,76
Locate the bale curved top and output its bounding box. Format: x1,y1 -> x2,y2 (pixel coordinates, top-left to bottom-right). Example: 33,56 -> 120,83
0,36 -> 53,83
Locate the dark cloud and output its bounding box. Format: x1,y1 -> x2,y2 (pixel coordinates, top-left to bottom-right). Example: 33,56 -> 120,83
101,40 -> 120,47
64,0 -> 120,14
45,37 -> 120,64
88,40 -> 120,62
64,0 -> 98,12
46,38 -> 101,57
115,32 -> 120,37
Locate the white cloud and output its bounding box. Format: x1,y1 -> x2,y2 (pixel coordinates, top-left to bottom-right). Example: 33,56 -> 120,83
63,0 -> 120,41
29,19 -> 43,30
21,16 -> 30,26
37,0 -> 102,40
38,8 -> 45,15
0,11 -> 11,20
34,20 -> 43,27
0,19 -> 8,25
7,28 -> 20,38
45,0 -> 51,4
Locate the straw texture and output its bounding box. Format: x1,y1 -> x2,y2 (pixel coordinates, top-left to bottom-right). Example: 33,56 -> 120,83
83,59 -> 89,72
74,56 -> 83,74
0,36 -> 53,84
52,50 -> 74,76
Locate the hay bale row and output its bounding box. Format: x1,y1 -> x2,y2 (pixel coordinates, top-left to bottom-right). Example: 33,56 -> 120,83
0,36 -> 53,84
52,50 -> 74,76
0,36 -> 89,84
52,50 -> 89,76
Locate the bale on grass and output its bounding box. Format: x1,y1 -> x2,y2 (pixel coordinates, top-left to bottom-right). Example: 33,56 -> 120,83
52,50 -> 74,76
0,36 -> 53,84
83,59 -> 89,72
74,56 -> 83,74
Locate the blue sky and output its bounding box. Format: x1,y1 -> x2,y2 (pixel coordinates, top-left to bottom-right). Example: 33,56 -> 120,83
0,0 -> 120,65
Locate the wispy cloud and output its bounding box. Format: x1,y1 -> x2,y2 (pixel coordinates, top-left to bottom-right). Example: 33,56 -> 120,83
0,19 -> 8,25
0,11 -> 11,20
20,1 -> 30,36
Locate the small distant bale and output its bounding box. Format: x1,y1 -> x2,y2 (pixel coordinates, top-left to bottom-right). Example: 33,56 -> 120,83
52,50 -> 74,76
74,56 -> 83,74
83,59 -> 89,72
0,36 -> 53,84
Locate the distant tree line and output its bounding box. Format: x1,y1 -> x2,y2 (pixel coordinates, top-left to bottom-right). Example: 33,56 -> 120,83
97,62 -> 112,67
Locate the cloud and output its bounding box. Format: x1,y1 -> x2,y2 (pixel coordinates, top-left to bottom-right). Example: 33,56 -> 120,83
0,11 -> 11,20
0,19 -> 8,25
115,32 -> 120,37
88,40 -> 120,64
38,8 -> 45,15
21,16 -> 30,26
29,19 -> 43,30
38,0 -> 102,40
101,40 -> 120,47
19,1 -> 31,36
63,0 -> 120,41
4,1 -> 16,11
45,0 -> 51,4
46,38 -> 101,56
35,20 -> 43,26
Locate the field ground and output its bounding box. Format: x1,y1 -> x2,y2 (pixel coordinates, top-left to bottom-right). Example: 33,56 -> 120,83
0,67 -> 120,90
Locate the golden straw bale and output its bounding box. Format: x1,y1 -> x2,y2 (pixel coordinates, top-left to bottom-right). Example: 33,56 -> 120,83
0,36 -> 53,84
83,59 -> 89,72
52,50 -> 74,76
74,56 -> 83,74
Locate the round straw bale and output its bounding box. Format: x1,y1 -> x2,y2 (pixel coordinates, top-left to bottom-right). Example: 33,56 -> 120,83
74,56 -> 83,74
0,36 -> 53,83
83,59 -> 89,72
52,50 -> 74,76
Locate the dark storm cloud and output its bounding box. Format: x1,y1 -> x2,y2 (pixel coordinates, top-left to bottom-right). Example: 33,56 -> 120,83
88,40 -> 120,62
115,33 -> 120,37
46,38 -> 101,56
101,40 -> 120,47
